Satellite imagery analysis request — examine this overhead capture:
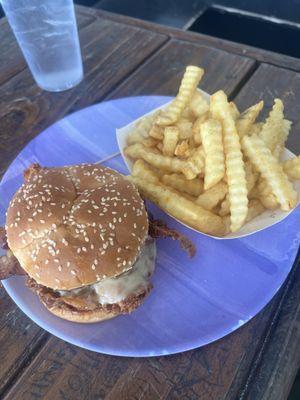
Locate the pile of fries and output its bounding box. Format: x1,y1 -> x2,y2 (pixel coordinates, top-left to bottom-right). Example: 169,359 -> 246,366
124,66 -> 300,236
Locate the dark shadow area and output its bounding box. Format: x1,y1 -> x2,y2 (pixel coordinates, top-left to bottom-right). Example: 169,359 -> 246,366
189,7 -> 300,58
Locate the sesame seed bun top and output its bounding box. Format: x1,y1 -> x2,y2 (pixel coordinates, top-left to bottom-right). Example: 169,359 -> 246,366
6,163 -> 148,290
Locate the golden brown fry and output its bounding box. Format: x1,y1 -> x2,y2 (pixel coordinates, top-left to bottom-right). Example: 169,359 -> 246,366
236,101 -> 264,138
141,137 -> 158,148
244,161 -> 259,192
245,199 -> 265,223
250,122 -> 263,136
127,114 -> 155,144
200,119 -> 225,189
210,90 -> 248,232
163,126 -> 179,156
282,155 -> 300,180
193,112 -> 209,144
229,101 -> 240,120
182,146 -> 205,179
131,176 -> 226,236
195,181 -> 227,210
176,119 -> 193,139
219,194 -> 230,216
161,173 -> 203,197
125,143 -> 186,173
242,134 -> 297,210
174,140 -> 190,158
254,178 -> 278,209
222,215 -> 231,234
156,142 -> 163,152
131,160 -> 160,183
181,107 -> 194,121
273,119 -> 292,159
149,124 -> 164,140
156,66 -> 204,126
190,91 -> 209,117
258,99 -> 284,152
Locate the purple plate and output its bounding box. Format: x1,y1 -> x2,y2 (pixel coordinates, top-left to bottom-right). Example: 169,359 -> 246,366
0,96 -> 299,357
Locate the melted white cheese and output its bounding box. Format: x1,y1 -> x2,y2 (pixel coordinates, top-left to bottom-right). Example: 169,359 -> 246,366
58,239 -> 156,305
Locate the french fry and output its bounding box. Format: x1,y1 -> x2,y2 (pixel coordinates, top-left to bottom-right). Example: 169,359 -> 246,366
131,176 -> 226,236
244,161 -> 259,192
200,119 -> 225,189
141,137 -> 158,148
229,101 -> 240,120
250,122 -> 263,136
255,178 -> 278,209
245,199 -> 265,222
282,155 -> 300,180
176,119 -> 193,139
236,101 -> 264,138
132,160 -> 160,183
182,146 -> 205,179
163,126 -> 179,156
127,114 -> 155,144
258,99 -> 284,152
125,143 -> 185,172
190,91 -> 209,117
222,215 -> 231,234
156,142 -> 163,152
149,124 -> 164,140
195,181 -> 227,210
193,112 -> 209,144
273,119 -> 292,159
156,66 -> 204,126
174,140 -> 190,158
125,143 -> 198,178
210,90 -> 248,232
181,107 -> 194,121
219,194 -> 230,216
161,173 -> 203,197
242,134 -> 297,210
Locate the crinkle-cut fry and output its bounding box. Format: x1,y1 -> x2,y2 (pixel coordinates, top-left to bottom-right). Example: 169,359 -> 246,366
244,161 -> 259,192
200,119 -> 225,189
161,173 -> 203,197
141,137 -> 158,148
222,215 -> 231,234
246,199 -> 265,222
131,176 -> 226,236
127,114 -> 156,145
190,91 -> 209,117
131,160 -> 161,183
149,124 -> 164,140
250,122 -> 263,136
210,90 -> 248,232
282,155 -> 300,180
258,99 -> 284,152
254,178 -> 278,209
174,140 -> 190,158
125,143 -> 187,174
193,112 -> 209,144
176,119 -> 193,139
182,146 -> 205,180
156,66 -> 204,126
273,119 -> 292,159
195,181 -> 227,211
219,194 -> 230,216
242,134 -> 297,210
229,101 -> 240,120
163,126 -> 179,156
236,100 -> 264,139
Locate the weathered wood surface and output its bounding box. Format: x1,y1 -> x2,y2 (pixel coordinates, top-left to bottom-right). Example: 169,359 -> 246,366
0,6 -> 299,400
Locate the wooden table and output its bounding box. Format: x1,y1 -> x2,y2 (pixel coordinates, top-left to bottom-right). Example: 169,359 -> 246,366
0,5 -> 299,400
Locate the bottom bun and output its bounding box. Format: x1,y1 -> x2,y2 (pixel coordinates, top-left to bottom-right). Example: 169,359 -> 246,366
39,284 -> 153,323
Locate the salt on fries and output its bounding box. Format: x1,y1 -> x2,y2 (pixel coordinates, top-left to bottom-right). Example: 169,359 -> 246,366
125,65 -> 299,236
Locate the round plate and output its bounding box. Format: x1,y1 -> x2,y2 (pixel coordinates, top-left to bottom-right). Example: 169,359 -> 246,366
0,96 -> 299,357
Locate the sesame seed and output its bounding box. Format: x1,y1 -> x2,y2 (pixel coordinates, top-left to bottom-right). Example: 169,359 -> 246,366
91,264 -> 96,270
90,244 -> 94,250
117,247 -> 122,253
45,259 -> 49,265
67,261 -> 71,267
36,273 -> 40,278
40,219 -> 45,224
82,247 -> 87,252
71,270 -> 76,275
58,266 -> 62,271
77,248 -> 81,254
55,278 -> 60,283
54,259 -> 59,263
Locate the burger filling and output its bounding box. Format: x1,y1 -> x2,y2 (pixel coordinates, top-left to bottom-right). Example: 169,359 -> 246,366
57,238 -> 156,305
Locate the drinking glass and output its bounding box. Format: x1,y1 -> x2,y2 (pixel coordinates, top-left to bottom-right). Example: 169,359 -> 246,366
1,0 -> 84,92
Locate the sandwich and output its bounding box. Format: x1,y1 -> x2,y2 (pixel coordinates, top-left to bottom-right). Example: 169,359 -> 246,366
0,163 -> 194,323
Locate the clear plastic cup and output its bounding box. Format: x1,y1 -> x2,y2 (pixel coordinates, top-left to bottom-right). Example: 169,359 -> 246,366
1,0 -> 83,92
